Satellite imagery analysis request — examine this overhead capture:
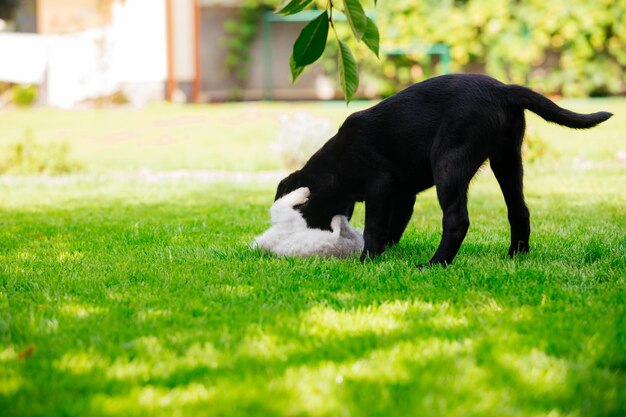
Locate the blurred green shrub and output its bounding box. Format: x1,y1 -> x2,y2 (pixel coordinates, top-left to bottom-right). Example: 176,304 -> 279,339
111,90 -> 129,105
0,81 -> 11,95
0,130 -> 83,175
377,0 -> 625,97
225,0 -> 624,98
88,90 -> 130,107
522,124 -> 550,163
11,84 -> 38,107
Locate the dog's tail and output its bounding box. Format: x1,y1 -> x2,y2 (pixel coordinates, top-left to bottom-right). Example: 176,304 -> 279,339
501,84 -> 612,129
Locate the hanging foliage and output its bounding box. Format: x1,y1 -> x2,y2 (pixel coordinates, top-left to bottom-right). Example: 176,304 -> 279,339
279,0 -> 381,103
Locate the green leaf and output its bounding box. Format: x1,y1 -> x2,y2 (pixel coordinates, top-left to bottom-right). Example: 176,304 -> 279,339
292,11 -> 329,67
290,54 -> 305,83
337,39 -> 358,103
363,17 -> 380,57
343,0 -> 367,41
276,0 -> 313,16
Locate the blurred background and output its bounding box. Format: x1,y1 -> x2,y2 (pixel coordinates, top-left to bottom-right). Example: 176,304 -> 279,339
1,0 -> 625,107
0,0 -> 623,176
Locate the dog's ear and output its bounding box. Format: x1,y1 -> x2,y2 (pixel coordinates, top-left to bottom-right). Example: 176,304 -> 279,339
297,171 -> 349,231
274,171 -> 301,201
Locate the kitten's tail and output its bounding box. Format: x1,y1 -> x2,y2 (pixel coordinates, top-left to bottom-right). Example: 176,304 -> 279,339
501,85 -> 612,129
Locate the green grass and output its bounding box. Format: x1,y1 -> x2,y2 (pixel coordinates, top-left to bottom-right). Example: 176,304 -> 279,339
0,99 -> 625,417
0,101 -> 367,173
1,98 -> 619,173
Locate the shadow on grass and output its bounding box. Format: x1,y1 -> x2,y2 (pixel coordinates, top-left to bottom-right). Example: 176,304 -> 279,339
1,187 -> 625,417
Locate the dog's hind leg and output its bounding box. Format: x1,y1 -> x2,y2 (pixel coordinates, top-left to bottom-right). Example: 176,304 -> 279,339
490,135 -> 530,257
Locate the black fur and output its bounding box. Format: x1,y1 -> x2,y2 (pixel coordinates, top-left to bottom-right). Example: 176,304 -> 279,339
275,74 -> 612,266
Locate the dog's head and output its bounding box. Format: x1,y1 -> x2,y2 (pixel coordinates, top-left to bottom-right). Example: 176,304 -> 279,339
275,170 -> 353,231
274,170 -> 304,203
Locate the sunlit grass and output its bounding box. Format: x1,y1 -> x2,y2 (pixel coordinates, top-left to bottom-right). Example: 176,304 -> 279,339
0,99 -> 625,416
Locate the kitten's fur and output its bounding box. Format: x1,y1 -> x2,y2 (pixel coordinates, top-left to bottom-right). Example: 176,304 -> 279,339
253,187 -> 363,258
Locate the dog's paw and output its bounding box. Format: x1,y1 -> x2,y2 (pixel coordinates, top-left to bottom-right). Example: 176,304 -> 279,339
508,242 -> 529,258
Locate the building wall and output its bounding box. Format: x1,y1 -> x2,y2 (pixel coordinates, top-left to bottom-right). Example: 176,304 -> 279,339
110,0 -> 167,104
172,0 -> 195,83
200,6 -> 330,101
199,6 -> 236,99
36,0 -> 114,34
4,1 -> 333,103
14,0 -> 37,33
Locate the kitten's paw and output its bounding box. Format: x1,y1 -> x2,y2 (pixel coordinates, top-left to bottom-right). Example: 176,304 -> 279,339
286,187 -> 310,206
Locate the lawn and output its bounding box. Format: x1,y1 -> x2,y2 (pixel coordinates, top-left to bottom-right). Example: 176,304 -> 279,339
0,99 -> 625,417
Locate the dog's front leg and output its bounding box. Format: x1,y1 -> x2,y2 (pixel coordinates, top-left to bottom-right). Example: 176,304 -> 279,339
361,194 -> 394,262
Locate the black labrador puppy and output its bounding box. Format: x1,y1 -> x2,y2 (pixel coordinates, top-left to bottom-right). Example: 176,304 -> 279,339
275,74 -> 612,266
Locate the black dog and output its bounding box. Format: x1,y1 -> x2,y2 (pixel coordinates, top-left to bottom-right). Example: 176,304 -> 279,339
275,74 -> 612,266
